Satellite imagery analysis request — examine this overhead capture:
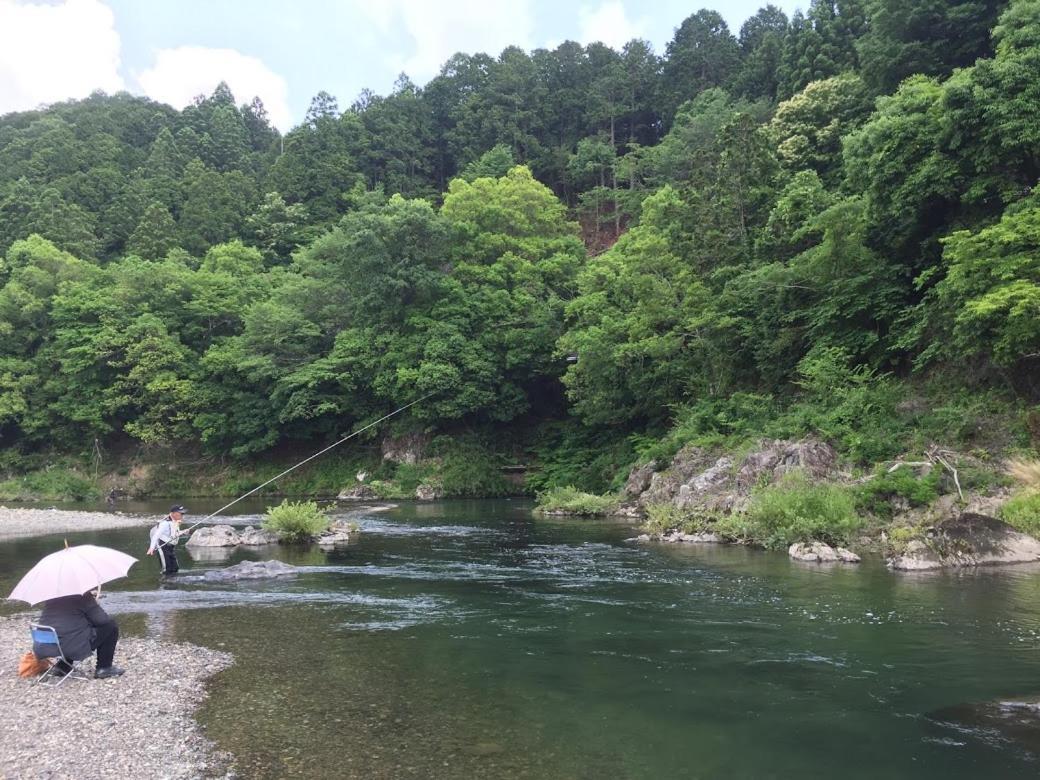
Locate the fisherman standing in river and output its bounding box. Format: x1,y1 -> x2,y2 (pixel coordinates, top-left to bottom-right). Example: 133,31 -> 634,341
147,504 -> 187,575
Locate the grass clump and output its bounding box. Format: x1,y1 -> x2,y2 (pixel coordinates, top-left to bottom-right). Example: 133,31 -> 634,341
1006,458 -> 1040,490
1000,458 -> 1040,536
534,486 -> 620,516
643,503 -> 710,535
262,500 -> 330,542
715,472 -> 861,550
1000,492 -> 1040,536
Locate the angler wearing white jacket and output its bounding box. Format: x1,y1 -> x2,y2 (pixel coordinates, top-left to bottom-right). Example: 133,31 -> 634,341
147,504 -> 186,574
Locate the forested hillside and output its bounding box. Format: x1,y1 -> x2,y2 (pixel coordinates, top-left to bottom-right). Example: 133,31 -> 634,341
0,0 -> 1037,500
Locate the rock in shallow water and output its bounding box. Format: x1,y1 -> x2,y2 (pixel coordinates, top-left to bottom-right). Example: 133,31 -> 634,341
788,542 -> 860,563
186,524 -> 240,547
200,559 -> 298,581
888,513 -> 1040,570
239,526 -> 280,545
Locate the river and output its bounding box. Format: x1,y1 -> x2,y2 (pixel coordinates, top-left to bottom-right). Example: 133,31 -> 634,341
2,498 -> 1040,778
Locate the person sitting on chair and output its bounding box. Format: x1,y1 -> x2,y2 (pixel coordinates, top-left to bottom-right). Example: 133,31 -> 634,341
147,504 -> 187,575
33,589 -> 124,679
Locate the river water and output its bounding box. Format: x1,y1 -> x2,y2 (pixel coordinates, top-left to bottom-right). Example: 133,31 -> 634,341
3,499 -> 1040,778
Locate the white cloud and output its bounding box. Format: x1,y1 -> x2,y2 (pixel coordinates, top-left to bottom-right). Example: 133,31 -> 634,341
578,1 -> 648,49
0,0 -> 124,115
356,0 -> 535,82
135,46 -> 292,131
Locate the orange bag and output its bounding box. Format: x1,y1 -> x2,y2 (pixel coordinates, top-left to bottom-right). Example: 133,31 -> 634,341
18,651 -> 52,678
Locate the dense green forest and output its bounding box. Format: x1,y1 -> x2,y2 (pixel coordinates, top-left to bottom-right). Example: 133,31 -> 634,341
0,0 -> 1037,500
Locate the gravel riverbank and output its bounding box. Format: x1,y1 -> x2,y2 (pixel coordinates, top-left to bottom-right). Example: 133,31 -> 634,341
0,508 -> 153,540
0,615 -> 234,779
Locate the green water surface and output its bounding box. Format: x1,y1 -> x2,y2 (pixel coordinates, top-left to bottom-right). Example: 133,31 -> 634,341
3,499 -> 1040,779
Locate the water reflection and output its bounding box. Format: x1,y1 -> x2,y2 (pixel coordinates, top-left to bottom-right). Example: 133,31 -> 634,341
2,501 -> 1040,778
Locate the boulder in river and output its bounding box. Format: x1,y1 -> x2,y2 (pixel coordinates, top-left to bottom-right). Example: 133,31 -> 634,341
200,560 -> 298,582
316,519 -> 360,547
788,542 -> 860,563
186,525 -> 240,547
239,526 -> 281,545
888,513 -> 1040,570
415,483 -> 443,501
660,530 -> 724,544
927,697 -> 1040,755
338,484 -> 376,500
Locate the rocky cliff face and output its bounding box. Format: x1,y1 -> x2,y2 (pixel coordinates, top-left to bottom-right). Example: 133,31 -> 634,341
629,438 -> 842,516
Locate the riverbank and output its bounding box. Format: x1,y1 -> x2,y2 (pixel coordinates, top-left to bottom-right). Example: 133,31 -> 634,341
0,507 -> 153,540
0,615 -> 234,780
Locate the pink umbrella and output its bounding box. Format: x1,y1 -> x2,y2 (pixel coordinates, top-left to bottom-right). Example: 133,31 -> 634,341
8,544 -> 138,605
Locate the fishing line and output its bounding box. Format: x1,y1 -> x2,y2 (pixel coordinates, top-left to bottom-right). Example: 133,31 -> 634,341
181,392 -> 435,533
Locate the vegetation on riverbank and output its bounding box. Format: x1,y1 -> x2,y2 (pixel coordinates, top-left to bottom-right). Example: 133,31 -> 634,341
0,1 -> 1037,522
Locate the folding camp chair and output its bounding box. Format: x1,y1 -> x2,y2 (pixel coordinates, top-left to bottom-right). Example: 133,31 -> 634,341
29,623 -> 90,687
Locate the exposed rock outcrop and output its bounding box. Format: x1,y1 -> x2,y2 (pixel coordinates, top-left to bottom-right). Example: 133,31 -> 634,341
631,438 -> 841,518
381,433 -> 428,465
623,461 -> 657,498
186,525 -> 240,547
888,513 -> 1040,570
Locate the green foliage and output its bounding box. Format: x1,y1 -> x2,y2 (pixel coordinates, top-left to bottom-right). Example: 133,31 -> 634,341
784,347 -> 905,463
0,5 -> 1037,496
643,503 -> 707,535
527,421 -> 637,495
930,194 -> 1040,372
716,472 -> 861,549
770,73 -> 873,183
428,436 -> 513,497
534,485 -> 620,516
0,466 -> 99,501
636,393 -> 776,464
855,465 -> 941,519
261,499 -> 330,542
1000,491 -> 1040,536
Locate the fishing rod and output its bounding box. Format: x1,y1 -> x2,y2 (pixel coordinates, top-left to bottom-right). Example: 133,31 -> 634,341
179,392 -> 435,535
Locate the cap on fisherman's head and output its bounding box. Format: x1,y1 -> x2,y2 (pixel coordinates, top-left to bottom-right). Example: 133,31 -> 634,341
170,504 -> 187,515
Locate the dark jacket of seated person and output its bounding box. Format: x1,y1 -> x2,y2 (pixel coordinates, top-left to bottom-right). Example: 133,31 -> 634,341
33,592 -> 117,662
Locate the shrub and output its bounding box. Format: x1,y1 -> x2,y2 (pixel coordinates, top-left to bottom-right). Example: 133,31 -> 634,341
429,436 -> 512,496
855,465 -> 941,519
1000,492 -> 1040,537
722,472 -> 861,549
262,500 -> 330,542
527,421 -> 636,495
643,503 -> 710,535
534,486 -> 620,516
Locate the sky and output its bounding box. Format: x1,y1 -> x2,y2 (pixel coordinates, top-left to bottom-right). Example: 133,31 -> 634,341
0,0 -> 804,132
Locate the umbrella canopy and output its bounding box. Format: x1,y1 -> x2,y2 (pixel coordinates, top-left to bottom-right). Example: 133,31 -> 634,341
8,544 -> 137,605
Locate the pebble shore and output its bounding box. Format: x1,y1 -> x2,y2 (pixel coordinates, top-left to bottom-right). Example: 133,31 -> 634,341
0,507 -> 153,540
0,615 -> 234,780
